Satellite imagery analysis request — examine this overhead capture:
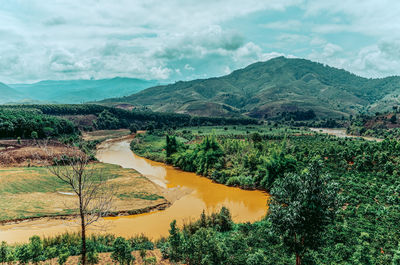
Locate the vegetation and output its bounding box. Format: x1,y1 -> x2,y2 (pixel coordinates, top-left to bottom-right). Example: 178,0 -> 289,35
0,232 -> 154,264
0,104 -> 258,133
47,154 -> 114,265
268,160 -> 339,265
131,125 -> 400,264
0,108 -> 78,139
100,57 -> 400,119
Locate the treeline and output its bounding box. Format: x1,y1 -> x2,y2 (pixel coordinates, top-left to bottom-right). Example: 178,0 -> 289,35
0,108 -> 78,139
0,104 -> 258,131
280,109 -> 316,121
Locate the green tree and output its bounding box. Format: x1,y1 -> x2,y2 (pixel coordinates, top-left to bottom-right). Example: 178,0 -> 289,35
246,250 -> 267,265
166,135 -> 179,157
129,123 -> 138,134
31,131 -> 38,142
216,207 -> 233,232
29,236 -> 44,264
259,148 -> 297,189
0,241 -> 13,264
268,160 -> 339,265
87,241 -> 99,264
111,237 -> 134,265
16,244 -> 30,264
183,227 -> 226,265
391,114 -> 397,124
93,110 -> 121,130
167,220 -> 181,261
57,251 -> 70,265
392,243 -> 400,265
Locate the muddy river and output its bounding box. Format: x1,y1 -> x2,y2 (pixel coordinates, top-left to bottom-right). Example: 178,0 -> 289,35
0,138 -> 269,243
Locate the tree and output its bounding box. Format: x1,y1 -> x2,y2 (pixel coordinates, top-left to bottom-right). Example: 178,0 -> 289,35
166,135 -> 179,157
167,220 -> 181,261
392,243 -> 400,265
29,236 -> 44,264
31,131 -> 38,143
129,123 -> 138,134
390,114 -> 397,124
111,237 -> 134,265
268,160 -> 339,265
0,241 -> 14,264
16,244 -> 30,264
47,154 -> 113,265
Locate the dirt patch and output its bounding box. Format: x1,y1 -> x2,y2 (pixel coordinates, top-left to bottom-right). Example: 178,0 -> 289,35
61,114 -> 98,129
0,145 -> 82,167
82,129 -> 131,142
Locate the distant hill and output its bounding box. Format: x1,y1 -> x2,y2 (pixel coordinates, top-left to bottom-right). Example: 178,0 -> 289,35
7,77 -> 158,104
100,57 -> 400,119
0,82 -> 22,104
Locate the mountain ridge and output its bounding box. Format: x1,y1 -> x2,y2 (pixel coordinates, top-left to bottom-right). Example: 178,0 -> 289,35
100,57 -> 400,118
5,77 -> 158,104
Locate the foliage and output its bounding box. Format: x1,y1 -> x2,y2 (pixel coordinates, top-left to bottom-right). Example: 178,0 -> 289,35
111,237 -> 135,265
0,108 -> 78,139
268,160 -> 339,264
0,104 -> 257,133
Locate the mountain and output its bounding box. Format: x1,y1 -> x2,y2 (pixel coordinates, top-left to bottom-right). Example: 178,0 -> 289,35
0,82 -> 22,104
100,57 -> 400,119
7,77 -> 158,104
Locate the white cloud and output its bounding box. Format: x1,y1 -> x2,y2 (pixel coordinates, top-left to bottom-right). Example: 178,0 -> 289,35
0,0 -> 300,83
262,20 -> 302,30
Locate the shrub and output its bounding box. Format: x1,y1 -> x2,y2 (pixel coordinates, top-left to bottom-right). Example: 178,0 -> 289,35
111,237 -> 134,265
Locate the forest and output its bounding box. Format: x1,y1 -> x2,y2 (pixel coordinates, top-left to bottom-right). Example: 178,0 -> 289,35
0,108 -> 78,139
0,105 -> 258,135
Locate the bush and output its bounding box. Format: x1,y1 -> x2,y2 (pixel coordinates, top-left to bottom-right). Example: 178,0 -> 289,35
111,237 -> 135,265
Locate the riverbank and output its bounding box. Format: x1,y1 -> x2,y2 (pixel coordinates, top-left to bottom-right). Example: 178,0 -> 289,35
0,134 -> 268,244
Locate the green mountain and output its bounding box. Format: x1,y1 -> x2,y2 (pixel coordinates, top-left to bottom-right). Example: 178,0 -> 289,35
8,77 -> 157,104
0,82 -> 22,104
101,57 -> 400,119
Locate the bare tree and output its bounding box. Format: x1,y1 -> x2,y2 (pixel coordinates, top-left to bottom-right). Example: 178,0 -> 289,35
47,154 -> 113,265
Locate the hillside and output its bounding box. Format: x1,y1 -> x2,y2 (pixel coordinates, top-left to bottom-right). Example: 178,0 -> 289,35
7,77 -> 157,104
101,57 -> 400,119
0,82 -> 22,104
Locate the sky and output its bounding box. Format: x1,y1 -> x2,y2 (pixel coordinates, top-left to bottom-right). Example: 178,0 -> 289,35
1,0 -> 400,84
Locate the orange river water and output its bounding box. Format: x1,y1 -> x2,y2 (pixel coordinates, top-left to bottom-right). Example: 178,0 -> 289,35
0,138 -> 269,244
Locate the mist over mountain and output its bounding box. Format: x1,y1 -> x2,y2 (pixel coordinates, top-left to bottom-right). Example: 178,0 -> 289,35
0,82 -> 22,104
4,77 -> 158,104
100,57 -> 400,119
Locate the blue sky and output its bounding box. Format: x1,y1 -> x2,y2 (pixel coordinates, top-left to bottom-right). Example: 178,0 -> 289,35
1,0 -> 399,83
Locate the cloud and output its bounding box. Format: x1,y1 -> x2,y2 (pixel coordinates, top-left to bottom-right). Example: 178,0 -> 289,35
261,20 -> 302,30
1,0 -> 400,83
0,0 -> 301,83
43,16 -> 67,26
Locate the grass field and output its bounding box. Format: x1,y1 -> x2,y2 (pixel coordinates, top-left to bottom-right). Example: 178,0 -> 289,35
0,163 -> 167,222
